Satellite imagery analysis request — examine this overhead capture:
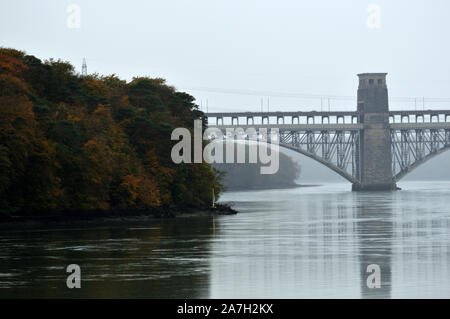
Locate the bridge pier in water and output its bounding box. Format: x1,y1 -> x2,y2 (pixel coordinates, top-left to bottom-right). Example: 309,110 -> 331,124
352,73 -> 397,191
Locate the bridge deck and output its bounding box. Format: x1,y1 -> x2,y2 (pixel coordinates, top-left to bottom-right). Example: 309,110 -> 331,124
208,124 -> 363,131
391,123 -> 450,130
208,123 -> 450,131
206,111 -> 359,117
206,109 -> 450,118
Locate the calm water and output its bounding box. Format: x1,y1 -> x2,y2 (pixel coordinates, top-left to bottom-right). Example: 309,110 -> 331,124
1,181 -> 450,298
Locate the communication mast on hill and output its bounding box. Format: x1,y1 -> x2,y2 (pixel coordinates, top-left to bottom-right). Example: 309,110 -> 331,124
82,58 -> 87,76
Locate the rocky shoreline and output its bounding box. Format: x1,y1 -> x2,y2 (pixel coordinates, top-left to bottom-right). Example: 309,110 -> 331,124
0,203 -> 237,229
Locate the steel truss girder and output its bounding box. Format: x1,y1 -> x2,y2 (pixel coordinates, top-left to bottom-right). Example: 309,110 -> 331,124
391,129 -> 450,180
279,130 -> 360,182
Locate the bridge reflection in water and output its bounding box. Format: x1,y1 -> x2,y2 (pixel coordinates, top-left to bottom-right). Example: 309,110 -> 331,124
211,183 -> 450,298
0,185 -> 448,298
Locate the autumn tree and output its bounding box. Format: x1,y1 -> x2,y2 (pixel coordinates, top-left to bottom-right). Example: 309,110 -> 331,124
0,47 -> 223,216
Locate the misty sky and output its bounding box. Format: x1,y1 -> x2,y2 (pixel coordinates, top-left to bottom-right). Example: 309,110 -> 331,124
1,0 -> 450,182
1,0 -> 450,113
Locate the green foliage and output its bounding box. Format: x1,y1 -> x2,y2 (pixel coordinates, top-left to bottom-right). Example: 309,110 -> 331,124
0,48 -> 222,215
128,78 -> 167,112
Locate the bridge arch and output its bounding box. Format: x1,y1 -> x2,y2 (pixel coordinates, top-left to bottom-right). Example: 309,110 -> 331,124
207,136 -> 359,184
394,146 -> 450,181
278,142 -> 358,184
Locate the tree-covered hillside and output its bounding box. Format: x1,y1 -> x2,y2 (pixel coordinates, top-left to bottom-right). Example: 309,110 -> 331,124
0,48 -> 222,216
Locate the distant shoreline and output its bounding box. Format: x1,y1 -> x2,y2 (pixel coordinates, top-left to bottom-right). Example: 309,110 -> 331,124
223,183 -> 320,192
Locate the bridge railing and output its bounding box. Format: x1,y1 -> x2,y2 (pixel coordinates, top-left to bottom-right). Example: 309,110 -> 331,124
206,109 -> 450,126
389,110 -> 450,124
206,112 -> 360,126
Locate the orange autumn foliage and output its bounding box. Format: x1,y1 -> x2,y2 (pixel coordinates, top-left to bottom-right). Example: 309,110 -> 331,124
0,47 -> 223,215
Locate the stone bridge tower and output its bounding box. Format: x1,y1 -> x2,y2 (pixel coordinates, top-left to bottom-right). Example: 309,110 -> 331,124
353,73 -> 397,191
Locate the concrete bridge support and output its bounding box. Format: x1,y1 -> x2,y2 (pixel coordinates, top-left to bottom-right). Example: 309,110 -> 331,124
352,73 -> 397,191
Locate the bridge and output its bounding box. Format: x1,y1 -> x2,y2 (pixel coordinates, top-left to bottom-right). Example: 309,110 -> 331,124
205,73 -> 450,191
